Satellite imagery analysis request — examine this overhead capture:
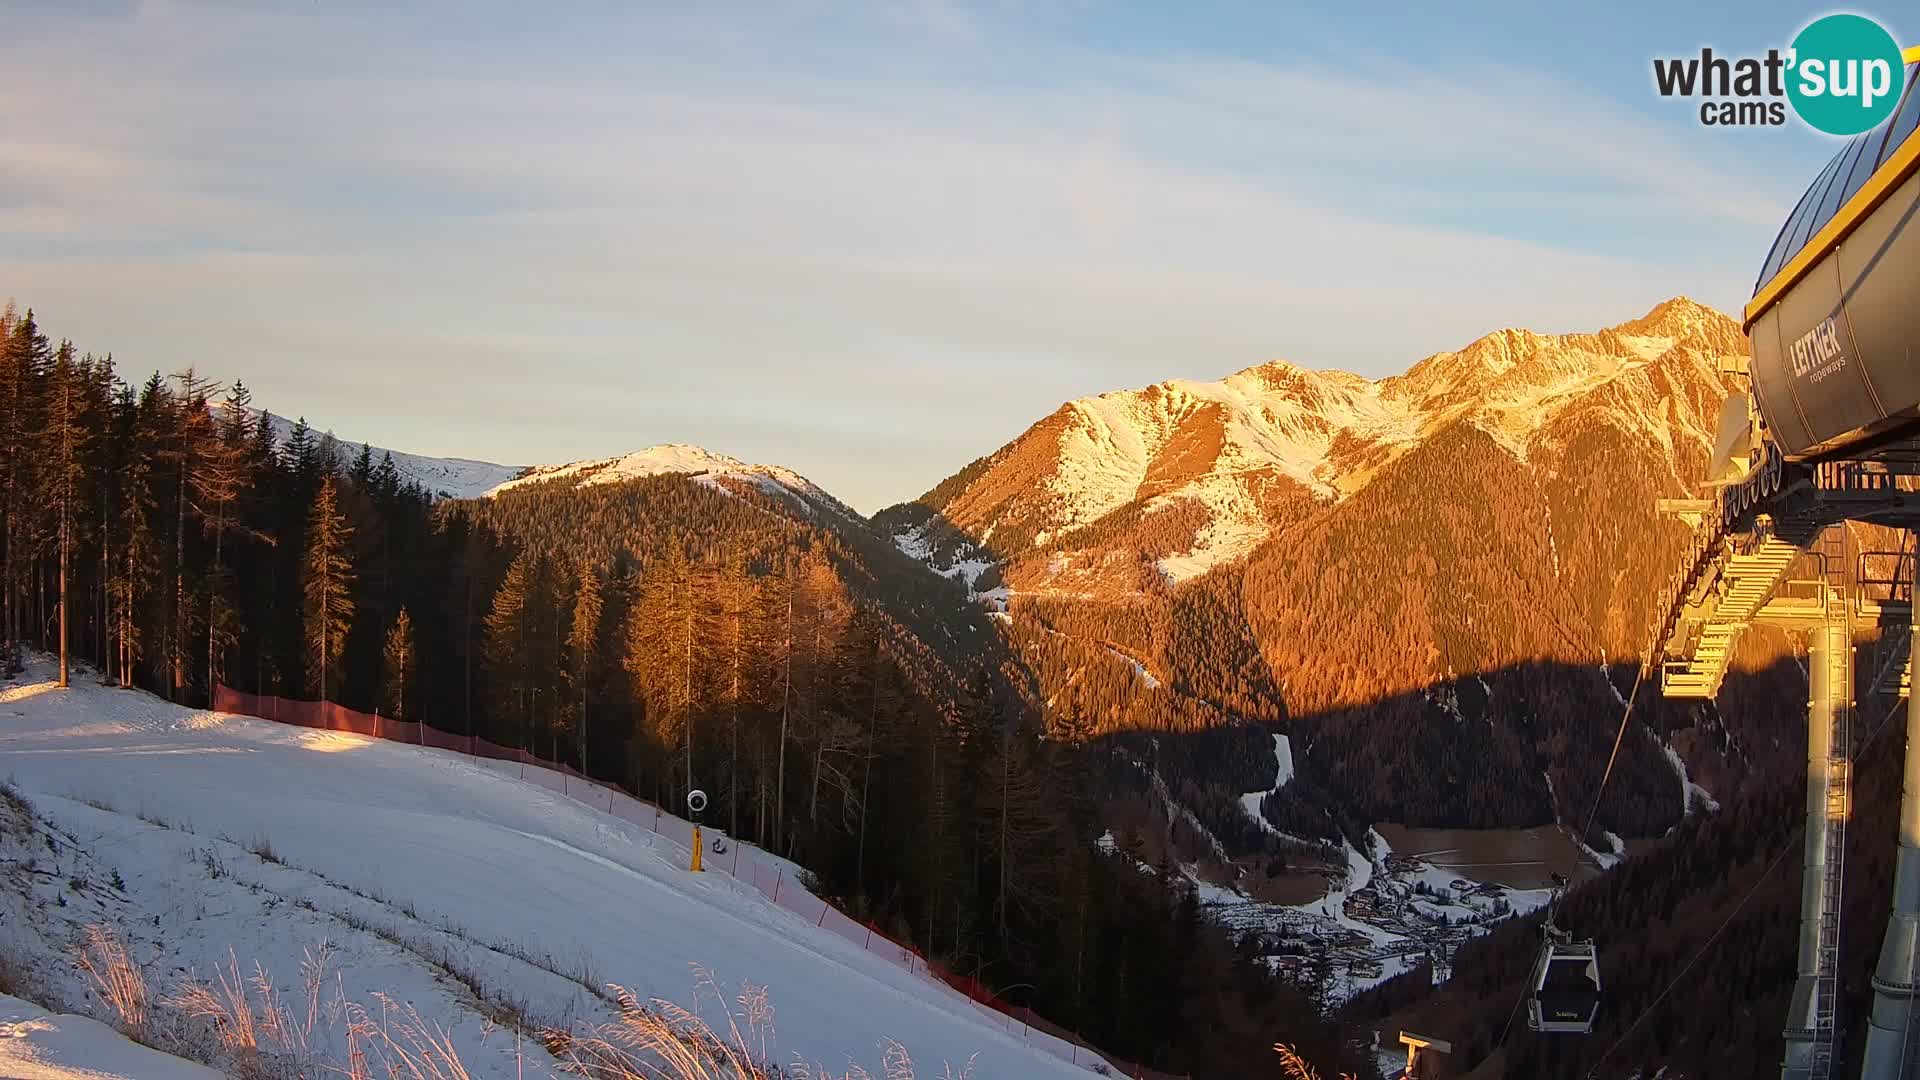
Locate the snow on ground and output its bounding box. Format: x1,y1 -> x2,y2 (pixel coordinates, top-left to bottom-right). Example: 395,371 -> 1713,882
0,994 -> 223,1080
1103,646 -> 1161,690
1344,950 -> 1422,997
1567,829 -> 1623,872
485,444 -> 851,518
227,406 -> 523,501
0,660 -> 1105,1079
1299,839 -> 1396,947
890,524 -> 1001,599
1237,734 -> 1294,838
1374,1041 -> 1410,1080
1654,731 -> 1719,818
1270,735 -> 1295,789
1121,751 -> 1230,865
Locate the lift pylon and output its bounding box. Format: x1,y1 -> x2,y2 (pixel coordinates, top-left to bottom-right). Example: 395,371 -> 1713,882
1750,528 -> 1853,1080
1861,544 -> 1920,1079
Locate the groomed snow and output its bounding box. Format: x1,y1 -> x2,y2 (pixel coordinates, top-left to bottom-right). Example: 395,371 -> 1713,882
0,662 -> 1108,1079
0,994 -> 223,1080
1237,734 -> 1293,837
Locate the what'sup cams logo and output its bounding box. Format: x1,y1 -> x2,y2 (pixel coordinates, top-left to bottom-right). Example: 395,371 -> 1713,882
1653,13 -> 1911,134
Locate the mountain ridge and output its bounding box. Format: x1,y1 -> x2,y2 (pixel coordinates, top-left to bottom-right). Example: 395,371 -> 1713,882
888,295 -> 1743,589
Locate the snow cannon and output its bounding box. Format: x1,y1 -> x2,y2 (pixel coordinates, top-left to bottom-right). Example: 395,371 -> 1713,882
687,789 -> 708,872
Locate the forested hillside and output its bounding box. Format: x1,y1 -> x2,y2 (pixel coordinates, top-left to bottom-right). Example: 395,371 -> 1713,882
889,299 -> 1802,862
1348,650 -> 1910,1079
0,302 -> 1360,1080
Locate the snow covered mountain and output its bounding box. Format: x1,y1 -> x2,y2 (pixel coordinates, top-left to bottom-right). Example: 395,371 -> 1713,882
892,297 -> 1744,589
870,297 -> 1761,850
229,406 -> 523,500
231,408 -> 849,521
484,443 -> 854,517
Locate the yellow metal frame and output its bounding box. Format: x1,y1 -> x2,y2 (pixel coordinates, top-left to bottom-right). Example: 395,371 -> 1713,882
1745,46 -> 1920,331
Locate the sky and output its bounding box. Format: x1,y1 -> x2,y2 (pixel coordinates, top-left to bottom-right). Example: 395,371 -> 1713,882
0,0 -> 1900,512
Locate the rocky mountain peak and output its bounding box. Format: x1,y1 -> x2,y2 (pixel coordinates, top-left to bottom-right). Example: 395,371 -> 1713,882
899,298 -> 1745,590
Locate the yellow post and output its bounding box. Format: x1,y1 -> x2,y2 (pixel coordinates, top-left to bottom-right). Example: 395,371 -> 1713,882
691,825 -> 703,872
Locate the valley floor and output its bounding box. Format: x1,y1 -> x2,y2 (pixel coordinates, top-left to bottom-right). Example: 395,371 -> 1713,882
0,658 -> 1107,1079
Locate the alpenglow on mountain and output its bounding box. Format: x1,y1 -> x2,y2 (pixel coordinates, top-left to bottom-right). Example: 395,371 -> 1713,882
887,296 -> 1744,592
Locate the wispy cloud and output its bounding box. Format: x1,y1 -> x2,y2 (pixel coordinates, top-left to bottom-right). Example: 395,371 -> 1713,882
0,2 -> 1807,510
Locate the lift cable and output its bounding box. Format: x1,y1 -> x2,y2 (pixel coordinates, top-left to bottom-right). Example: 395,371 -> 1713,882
1578,658 -> 1649,870
1581,689 -> 1911,1078
1496,655 -> 1650,1050
1494,958 -> 1534,1050
1579,815 -> 1803,1079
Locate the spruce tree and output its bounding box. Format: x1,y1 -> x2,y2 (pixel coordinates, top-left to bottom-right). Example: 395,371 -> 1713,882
0,309 -> 51,673
302,475 -> 355,700
373,451 -> 401,504
200,382 -> 257,695
113,377 -> 168,688
484,549 -> 538,745
167,367 -> 221,701
44,342 -> 94,687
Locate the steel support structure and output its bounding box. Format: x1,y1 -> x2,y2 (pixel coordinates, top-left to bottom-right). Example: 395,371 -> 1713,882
1784,530 -> 1853,1080
1861,543 -> 1920,1080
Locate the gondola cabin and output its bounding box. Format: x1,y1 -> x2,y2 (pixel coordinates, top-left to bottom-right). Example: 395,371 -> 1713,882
1527,938 -> 1600,1035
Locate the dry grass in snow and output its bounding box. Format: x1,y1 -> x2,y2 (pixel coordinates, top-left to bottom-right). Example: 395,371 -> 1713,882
65,925 -> 991,1080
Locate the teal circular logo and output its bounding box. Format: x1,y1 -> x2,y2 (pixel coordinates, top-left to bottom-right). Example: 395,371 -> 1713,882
1787,14 -> 1907,135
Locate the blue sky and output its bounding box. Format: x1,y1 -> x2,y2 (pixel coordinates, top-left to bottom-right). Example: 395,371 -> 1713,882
0,1 -> 1902,511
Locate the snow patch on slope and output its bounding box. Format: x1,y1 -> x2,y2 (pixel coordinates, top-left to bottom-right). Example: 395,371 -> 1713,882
1656,733 -> 1720,818
1237,734 -> 1295,837
229,406 -> 521,500
0,995 -> 223,1080
1104,645 -> 1161,689
892,523 -> 1000,597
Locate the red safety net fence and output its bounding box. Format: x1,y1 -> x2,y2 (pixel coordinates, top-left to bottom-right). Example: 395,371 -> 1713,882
212,686 -> 1187,1080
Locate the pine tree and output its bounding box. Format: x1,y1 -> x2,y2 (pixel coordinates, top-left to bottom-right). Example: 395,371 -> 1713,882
167,367 -> 221,701
302,476 -> 355,700
382,607 -> 414,721
625,549 -> 696,800
44,342 -> 94,687
201,382 -> 258,695
243,411 -> 280,693
373,451 -> 401,504
978,715 -> 1063,951
792,552 -> 853,838
711,559 -> 757,840
0,308 -> 52,673
112,376 -> 167,688
284,418 -> 317,504
484,549 -> 540,745
566,563 -> 605,690
566,562 -> 605,772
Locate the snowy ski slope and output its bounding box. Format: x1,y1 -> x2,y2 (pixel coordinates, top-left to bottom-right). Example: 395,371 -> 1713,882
0,662 -> 1107,1078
